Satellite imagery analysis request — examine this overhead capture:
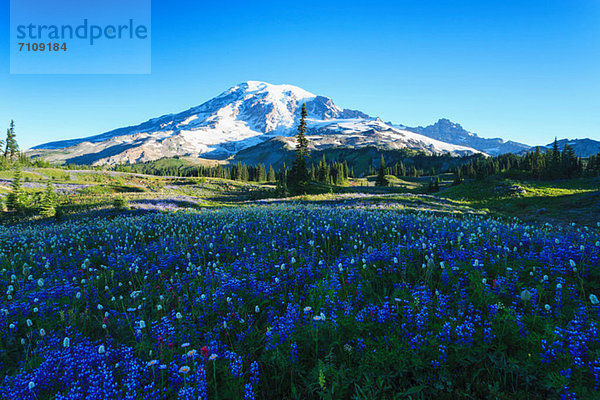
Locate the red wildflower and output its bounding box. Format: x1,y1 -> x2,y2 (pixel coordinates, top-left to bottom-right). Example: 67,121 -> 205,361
200,346 -> 209,358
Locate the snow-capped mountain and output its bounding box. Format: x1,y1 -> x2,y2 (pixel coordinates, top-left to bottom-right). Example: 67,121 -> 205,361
31,81 -> 483,165
396,118 -> 531,156
305,118 -> 481,155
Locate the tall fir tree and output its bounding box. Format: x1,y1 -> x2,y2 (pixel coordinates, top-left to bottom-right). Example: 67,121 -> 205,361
4,120 -> 18,160
399,161 -> 406,177
276,162 -> 289,196
452,168 -> 463,186
6,163 -> 23,212
376,154 -> 388,186
342,160 -> 349,180
561,144 -> 578,179
267,164 -> 276,182
551,137 -> 561,177
40,182 -> 57,217
288,104 -> 310,193
0,132 -> 4,159
257,163 -> 267,182
241,164 -> 249,181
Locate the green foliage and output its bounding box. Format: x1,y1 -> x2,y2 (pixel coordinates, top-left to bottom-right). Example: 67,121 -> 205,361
5,164 -> 24,212
288,104 -> 311,194
376,155 -> 389,187
39,182 -> 57,217
452,168 -> 463,186
115,158 -> 274,183
257,163 -> 267,182
53,205 -> 64,220
4,120 -> 19,160
112,196 -> 129,210
456,141 -> 589,182
428,176 -> 440,192
267,164 -> 276,182
275,163 -> 289,197
0,155 -> 8,171
441,176 -> 600,226
311,155 -> 349,186
0,121 -> 31,170
33,158 -> 53,168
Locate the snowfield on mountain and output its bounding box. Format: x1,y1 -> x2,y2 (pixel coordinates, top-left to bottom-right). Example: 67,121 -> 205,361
31,81 -> 486,165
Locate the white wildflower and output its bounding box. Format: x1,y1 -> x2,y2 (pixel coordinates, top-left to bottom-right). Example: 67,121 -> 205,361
520,289 -> 532,302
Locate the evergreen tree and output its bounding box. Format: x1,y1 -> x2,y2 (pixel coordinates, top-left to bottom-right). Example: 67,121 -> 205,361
336,162 -> 343,183
531,147 -> 544,178
267,165 -> 276,182
317,155 -> 327,183
257,163 -> 267,182
4,120 -> 18,160
275,162 -> 289,196
399,161 -> 406,177
587,154 -> 599,175
40,182 -> 57,217
428,176 -> 440,192
241,164 -> 249,181
452,168 -> 463,186
233,163 -> 243,181
6,164 -> 23,212
561,144 -> 578,179
309,166 -> 316,181
376,154 -> 388,186
288,104 -> 310,193
551,137 -> 561,178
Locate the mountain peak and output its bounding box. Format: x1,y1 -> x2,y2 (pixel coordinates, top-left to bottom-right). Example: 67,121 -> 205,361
430,118 -> 470,135
228,81 -> 317,101
31,82 -> 485,165
405,119 -> 530,156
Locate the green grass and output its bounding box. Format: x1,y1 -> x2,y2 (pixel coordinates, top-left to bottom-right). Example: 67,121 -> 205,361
3,163 -> 598,227
33,168 -> 71,180
439,176 -> 600,226
384,175 -> 422,189
0,170 -> 41,180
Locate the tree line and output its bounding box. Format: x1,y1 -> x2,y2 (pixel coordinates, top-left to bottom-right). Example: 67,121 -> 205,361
118,162 -> 277,182
453,138 -> 598,182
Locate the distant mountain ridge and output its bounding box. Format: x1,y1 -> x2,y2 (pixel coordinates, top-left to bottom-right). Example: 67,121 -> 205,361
395,118 -> 531,156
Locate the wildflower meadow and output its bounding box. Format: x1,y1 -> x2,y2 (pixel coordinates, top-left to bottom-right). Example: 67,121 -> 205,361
1,205 -> 600,399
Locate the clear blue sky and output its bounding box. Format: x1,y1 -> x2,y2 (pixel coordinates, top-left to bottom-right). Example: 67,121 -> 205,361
1,0 -> 599,149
